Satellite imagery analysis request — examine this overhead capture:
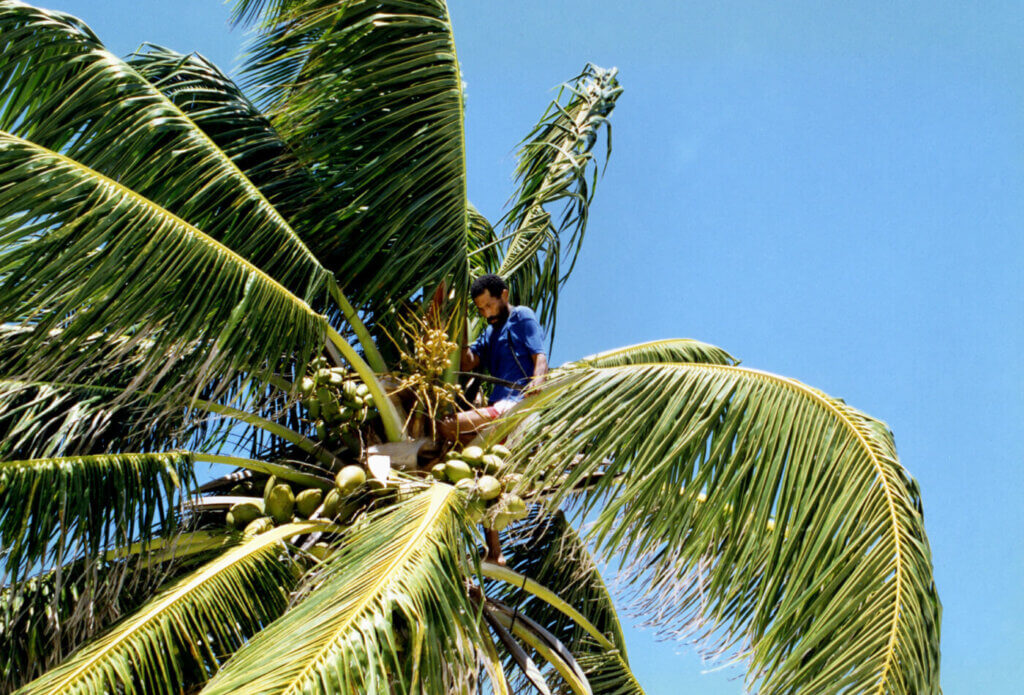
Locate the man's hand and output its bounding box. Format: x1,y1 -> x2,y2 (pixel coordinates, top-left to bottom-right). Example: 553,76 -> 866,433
527,353 -> 548,395
461,346 -> 480,371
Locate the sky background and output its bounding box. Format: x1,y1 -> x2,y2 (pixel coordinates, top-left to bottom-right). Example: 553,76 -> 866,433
32,1 -> 1024,692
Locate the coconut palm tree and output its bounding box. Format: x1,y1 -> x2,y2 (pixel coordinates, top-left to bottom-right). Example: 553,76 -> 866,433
0,1 -> 940,693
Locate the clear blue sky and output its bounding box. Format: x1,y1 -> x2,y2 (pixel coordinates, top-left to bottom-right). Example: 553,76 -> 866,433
35,1 -> 1024,692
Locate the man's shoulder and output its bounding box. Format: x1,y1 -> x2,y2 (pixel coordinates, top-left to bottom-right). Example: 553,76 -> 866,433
510,305 -> 539,323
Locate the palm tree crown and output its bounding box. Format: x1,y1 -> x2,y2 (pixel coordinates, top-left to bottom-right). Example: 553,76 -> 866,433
0,1 -> 940,693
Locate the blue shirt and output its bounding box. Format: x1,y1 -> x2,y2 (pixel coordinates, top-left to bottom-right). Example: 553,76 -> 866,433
470,306 -> 546,404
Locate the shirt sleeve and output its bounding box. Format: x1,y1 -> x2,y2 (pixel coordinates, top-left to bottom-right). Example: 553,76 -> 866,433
512,307 -> 546,356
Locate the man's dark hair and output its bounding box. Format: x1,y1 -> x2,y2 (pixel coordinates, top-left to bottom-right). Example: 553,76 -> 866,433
470,274 -> 507,299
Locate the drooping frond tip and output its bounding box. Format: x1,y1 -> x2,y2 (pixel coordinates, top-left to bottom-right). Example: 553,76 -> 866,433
496,64 -> 622,342
499,358 -> 940,694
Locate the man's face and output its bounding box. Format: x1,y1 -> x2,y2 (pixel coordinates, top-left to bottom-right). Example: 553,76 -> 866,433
473,288 -> 510,325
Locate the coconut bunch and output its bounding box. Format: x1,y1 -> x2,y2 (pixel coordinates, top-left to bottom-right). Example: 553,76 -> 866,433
221,463 -> 379,556
297,357 -> 377,451
430,444 -> 529,530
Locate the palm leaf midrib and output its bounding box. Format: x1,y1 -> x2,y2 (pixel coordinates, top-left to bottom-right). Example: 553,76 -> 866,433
662,360 -> 908,691
278,484 -> 455,694
2,130 -> 320,321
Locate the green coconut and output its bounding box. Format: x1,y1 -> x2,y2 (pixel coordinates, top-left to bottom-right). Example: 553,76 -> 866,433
335,465 -> 367,493
466,498 -> 486,524
444,459 -> 473,482
321,488 -> 342,518
263,475 -> 277,505
476,475 -> 502,501
295,488 -> 323,517
229,501 -> 264,527
307,399 -> 321,419
461,445 -> 485,465
504,494 -> 528,520
225,511 -> 235,528
488,444 -> 512,458
481,454 -> 506,475
266,484 -> 295,524
244,516 -> 274,537
298,376 -> 315,397
308,543 -> 331,561
454,478 -> 476,492
488,511 -> 514,532
430,463 -> 448,481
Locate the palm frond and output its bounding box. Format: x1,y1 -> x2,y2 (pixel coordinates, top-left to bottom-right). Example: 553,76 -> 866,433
572,338 -> 737,369
468,204 -> 502,279
0,131 -> 327,410
0,2 -> 331,302
1,533 -> 232,692
200,484 -> 483,695
491,512 -> 644,695
0,379 -> 174,460
486,599 -> 593,695
235,0 -> 471,313
16,521 -> 324,695
497,359 -> 941,694
0,451 -> 193,587
127,44 -> 328,240
496,64 -> 621,342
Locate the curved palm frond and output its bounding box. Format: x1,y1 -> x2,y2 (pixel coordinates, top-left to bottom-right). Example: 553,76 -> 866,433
496,360 -> 940,694
0,379 -> 172,460
16,521 -> 325,695
0,132 -> 328,410
468,204 -> 501,280
126,43 -> 328,238
0,2 -> 331,303
0,452 -> 193,588
491,512 -> 644,695
1,532 -> 234,693
495,64 -> 621,342
235,0 -> 472,313
125,45 -> 389,372
572,338 -> 738,369
200,484 -> 483,695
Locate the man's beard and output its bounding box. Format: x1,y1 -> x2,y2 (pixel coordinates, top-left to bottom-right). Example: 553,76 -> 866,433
488,305 -> 510,325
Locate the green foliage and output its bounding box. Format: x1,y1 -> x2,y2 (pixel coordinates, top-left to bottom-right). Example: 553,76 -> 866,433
0,1 -> 940,693
498,360 -> 941,694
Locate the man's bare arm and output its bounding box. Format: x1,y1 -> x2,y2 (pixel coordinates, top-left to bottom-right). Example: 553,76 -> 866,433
529,353 -> 548,392
461,347 -> 480,371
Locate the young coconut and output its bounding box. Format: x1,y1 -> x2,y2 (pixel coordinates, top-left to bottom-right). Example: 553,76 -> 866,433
229,501 -> 264,528
295,489 -> 323,518
476,475 -> 503,501
488,444 -> 512,458
461,445 -> 485,466
308,543 -> 331,561
335,465 -> 367,494
266,484 -> 295,524
244,516 -> 275,537
481,454 -> 506,476
444,459 -> 473,482
321,488 -> 342,518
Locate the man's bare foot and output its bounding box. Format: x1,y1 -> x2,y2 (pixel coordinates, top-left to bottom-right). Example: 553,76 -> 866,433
483,528 -> 506,566
483,550 -> 507,566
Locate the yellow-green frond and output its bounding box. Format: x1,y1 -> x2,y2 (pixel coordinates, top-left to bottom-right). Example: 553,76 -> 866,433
498,358 -> 940,694
200,485 -> 484,695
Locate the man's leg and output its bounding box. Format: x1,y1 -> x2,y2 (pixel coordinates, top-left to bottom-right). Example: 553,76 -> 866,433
438,406 -> 500,444
484,528 -> 506,566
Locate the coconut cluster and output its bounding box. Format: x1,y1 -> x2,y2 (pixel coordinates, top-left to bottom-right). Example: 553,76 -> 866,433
224,463 -> 377,560
298,358 -> 377,451
430,444 -> 528,530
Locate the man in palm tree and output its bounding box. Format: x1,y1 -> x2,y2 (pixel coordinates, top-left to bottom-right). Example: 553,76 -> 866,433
439,274 -> 548,443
